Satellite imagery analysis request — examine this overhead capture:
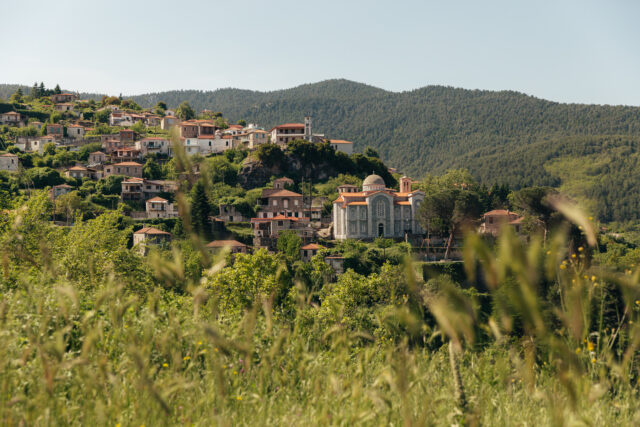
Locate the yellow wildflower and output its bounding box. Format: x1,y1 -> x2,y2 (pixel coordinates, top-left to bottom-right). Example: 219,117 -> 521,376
635,300 -> 640,305
233,370 -> 238,375
197,341 -> 203,346
560,265 -> 567,270
578,247 -> 584,252
571,254 -> 577,259
591,358 -> 596,363
587,341 -> 594,351
546,251 -> 551,255
236,396 -> 242,401
588,216 -> 593,221
162,363 -> 168,368
591,276 -> 596,281
183,356 -> 191,361
575,348 -> 581,354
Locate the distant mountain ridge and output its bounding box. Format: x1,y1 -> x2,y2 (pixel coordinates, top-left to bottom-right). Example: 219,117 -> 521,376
3,79 -> 640,221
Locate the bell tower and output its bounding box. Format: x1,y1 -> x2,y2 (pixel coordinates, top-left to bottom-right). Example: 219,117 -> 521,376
400,176 -> 412,193
304,116 -> 312,142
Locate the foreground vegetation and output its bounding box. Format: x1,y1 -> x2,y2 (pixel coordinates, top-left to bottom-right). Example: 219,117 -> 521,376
2,188 -> 640,425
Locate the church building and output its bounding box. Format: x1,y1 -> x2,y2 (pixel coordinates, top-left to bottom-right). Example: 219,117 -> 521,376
332,174 -> 424,240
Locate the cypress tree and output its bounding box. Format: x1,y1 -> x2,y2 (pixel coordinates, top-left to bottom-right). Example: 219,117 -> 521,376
190,180 -> 210,237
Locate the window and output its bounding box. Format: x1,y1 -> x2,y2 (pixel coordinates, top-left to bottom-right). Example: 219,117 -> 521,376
272,200 -> 277,206
278,221 -> 283,226
377,201 -> 385,217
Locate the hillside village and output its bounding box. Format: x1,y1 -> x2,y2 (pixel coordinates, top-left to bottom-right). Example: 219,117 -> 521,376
0,84 -> 531,272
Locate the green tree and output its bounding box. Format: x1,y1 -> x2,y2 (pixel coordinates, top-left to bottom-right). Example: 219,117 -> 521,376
418,188 -> 482,259
237,119 -> 247,127
43,142 -> 56,156
143,158 -> 163,180
256,143 -> 285,166
374,237 -> 394,257
96,175 -> 125,195
277,230 -> 302,262
53,84 -> 62,94
95,109 -> 110,124
9,88 -> 23,103
24,167 -> 64,188
207,249 -> 290,315
364,147 -> 379,158
54,191 -> 85,225
508,186 -> 559,240
131,120 -> 146,134
176,101 -> 195,120
190,180 -> 210,236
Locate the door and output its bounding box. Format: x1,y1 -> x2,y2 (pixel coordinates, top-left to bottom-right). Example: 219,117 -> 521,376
378,223 -> 384,237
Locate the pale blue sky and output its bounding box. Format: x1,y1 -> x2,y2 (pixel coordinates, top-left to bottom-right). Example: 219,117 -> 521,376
1,0 -> 638,105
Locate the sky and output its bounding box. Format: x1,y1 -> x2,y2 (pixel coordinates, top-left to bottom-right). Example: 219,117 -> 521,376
1,0 -> 639,105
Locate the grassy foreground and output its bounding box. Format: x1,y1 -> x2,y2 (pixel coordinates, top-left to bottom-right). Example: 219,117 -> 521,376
1,279 -> 638,426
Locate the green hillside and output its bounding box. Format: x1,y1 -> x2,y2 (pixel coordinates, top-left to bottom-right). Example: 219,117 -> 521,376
3,80 -> 640,220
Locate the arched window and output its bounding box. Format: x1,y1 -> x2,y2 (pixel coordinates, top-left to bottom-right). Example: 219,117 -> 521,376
377,201 -> 385,217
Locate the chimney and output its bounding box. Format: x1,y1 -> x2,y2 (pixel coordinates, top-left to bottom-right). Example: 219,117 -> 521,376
400,176 -> 412,193
304,116 -> 312,142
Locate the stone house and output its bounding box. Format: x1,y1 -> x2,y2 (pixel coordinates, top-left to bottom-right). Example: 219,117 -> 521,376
329,139 -> 354,155
300,243 -> 323,261
218,203 -> 250,222
103,161 -> 143,178
0,153 -> 19,171
66,124 -> 85,139
479,210 -> 523,236
88,151 -> 107,165
133,227 -> 171,254
251,215 -> 315,249
145,197 -> 178,219
0,111 -> 22,125
206,240 -> 248,255
46,123 -> 64,139
121,177 -> 178,200
50,93 -> 77,103
49,184 -> 73,200
136,137 -> 171,156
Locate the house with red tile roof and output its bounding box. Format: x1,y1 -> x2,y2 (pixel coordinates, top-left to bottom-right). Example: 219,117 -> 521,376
133,227 -> 172,254
145,196 -> 178,219
103,161 -> 143,178
301,243 -> 323,261
0,111 -> 23,125
67,124 -> 85,139
54,103 -> 74,112
479,209 -> 523,236
269,123 -> 305,146
329,139 -> 354,155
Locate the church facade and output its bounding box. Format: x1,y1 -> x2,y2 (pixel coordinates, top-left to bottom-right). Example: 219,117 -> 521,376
332,174 -> 425,240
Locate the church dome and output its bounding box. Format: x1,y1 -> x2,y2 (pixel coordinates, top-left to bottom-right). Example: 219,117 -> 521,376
362,174 -> 385,192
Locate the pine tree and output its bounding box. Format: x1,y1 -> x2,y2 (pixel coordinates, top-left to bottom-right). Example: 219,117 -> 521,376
31,82 -> 40,98
53,84 -> 62,94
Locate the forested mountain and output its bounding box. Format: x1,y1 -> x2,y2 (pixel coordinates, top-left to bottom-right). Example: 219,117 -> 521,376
3,80 -> 640,220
